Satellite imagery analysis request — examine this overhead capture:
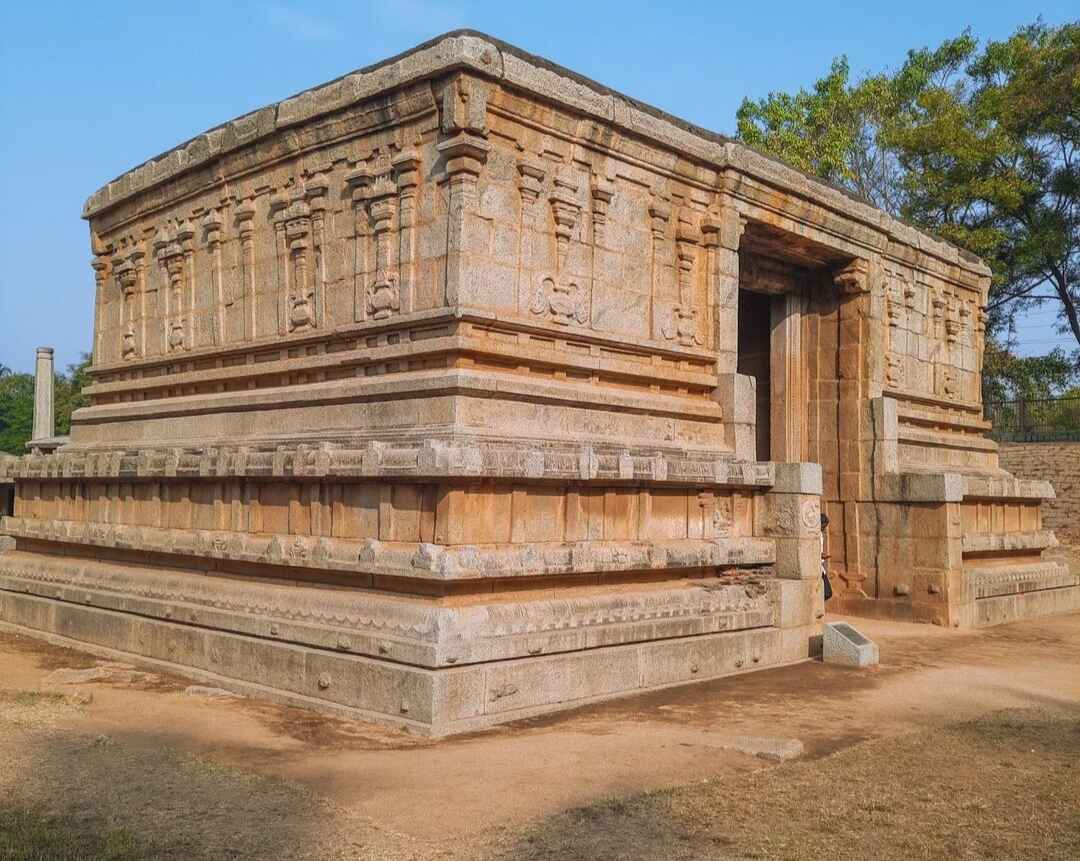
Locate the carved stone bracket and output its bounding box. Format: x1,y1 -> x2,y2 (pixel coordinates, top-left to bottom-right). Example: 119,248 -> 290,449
833,257 -> 870,294
590,175 -> 614,242
517,156 -> 546,209
438,74 -> 489,137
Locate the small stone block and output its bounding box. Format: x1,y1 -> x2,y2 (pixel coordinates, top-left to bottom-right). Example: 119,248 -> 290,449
823,622 -> 879,667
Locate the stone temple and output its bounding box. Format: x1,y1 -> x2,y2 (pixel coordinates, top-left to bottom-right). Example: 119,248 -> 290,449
1,32 -> 1076,734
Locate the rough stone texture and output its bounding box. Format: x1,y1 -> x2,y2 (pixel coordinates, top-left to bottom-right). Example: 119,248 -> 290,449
27,348 -> 67,455
32,348 -> 54,443
0,30 -> 1074,734
823,622 -> 879,667
998,443 -> 1080,545
722,735 -> 805,762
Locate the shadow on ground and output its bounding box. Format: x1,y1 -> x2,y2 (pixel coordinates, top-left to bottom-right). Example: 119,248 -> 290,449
487,707 -> 1080,861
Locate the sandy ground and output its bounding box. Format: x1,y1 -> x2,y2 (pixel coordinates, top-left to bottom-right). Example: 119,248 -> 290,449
2,607 -> 1080,858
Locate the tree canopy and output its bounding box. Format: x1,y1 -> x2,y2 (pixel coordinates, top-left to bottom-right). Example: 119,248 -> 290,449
737,21 -> 1080,395
0,355 -> 91,455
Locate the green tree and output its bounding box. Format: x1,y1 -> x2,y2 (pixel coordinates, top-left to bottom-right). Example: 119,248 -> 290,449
886,23 -> 1080,353
736,21 -> 1080,384
0,367 -> 35,455
0,353 -> 92,454
736,58 -> 905,214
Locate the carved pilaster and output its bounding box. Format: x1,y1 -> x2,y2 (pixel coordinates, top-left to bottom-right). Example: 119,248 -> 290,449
345,166 -> 373,321
279,197 -> 315,333
91,252 -> 110,365
234,198 -> 256,340
178,220 -> 195,350
305,172 -> 329,330
202,208 -> 225,345
662,211 -> 703,347
393,151 -> 420,316
648,196 -> 670,341
367,173 -> 399,320
516,155 -> 546,311
531,168 -> 586,326
701,205 -> 744,376
437,132 -> 490,307
114,246 -> 143,361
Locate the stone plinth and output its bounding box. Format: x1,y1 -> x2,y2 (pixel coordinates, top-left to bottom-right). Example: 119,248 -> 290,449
1,31 -> 1074,733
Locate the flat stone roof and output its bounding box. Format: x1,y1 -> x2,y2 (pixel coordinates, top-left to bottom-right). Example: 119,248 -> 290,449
83,30 -> 988,276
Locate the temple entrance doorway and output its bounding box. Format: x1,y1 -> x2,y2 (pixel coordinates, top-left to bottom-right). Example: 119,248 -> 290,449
737,288 -> 773,461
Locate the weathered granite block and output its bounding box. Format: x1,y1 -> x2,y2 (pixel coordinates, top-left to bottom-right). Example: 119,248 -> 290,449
823,622 -> 879,668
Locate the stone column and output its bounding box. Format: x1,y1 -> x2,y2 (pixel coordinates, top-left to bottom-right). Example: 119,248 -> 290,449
832,256 -> 878,595
757,462 -> 826,661
704,205 -> 755,460
770,291 -> 805,462
32,347 -> 55,443
438,132 -> 490,307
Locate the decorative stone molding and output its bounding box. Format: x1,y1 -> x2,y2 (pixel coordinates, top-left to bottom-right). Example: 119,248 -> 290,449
1,441 -> 776,487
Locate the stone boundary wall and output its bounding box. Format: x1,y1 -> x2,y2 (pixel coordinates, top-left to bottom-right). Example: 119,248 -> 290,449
998,443 -> 1080,545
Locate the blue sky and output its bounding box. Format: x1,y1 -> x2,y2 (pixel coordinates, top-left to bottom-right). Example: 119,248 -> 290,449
1,0 -> 1075,373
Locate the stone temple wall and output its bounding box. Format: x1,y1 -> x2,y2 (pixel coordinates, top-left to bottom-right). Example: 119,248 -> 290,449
998,443 -> 1080,545
1,31 -> 1076,733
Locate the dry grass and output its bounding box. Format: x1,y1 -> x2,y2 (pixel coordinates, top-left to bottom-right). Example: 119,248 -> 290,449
1,694 -> 1077,860
486,707 -> 1080,860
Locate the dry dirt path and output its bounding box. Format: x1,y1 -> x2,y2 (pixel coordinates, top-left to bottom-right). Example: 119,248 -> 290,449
2,610 -> 1079,858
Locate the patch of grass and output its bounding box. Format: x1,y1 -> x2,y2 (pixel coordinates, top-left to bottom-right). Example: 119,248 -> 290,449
494,708 -> 1080,861
0,691 -> 67,707
0,808 -> 164,861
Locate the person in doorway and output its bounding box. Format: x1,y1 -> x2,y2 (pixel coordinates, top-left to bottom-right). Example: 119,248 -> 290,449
820,512 -> 833,601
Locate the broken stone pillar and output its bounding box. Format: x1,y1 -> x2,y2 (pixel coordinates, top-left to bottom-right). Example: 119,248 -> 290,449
29,347 -> 55,451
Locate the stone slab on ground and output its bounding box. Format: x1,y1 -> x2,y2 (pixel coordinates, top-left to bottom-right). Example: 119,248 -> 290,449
823,622 -> 879,667
720,735 -> 805,762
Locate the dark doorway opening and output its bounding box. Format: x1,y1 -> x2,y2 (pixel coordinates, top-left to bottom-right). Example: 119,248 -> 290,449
737,288 -> 772,461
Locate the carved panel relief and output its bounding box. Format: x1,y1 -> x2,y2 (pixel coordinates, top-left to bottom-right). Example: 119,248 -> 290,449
531,167 -> 587,326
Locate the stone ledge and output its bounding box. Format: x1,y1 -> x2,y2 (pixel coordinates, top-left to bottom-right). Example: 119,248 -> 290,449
962,530 -> 1058,555
73,368 -> 724,426
0,595 -> 797,735
0,552 -> 783,668
1,442 -> 775,487
0,518 -> 776,580
973,582 -> 1080,627
878,471 -> 1056,503
966,561 -> 1077,599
